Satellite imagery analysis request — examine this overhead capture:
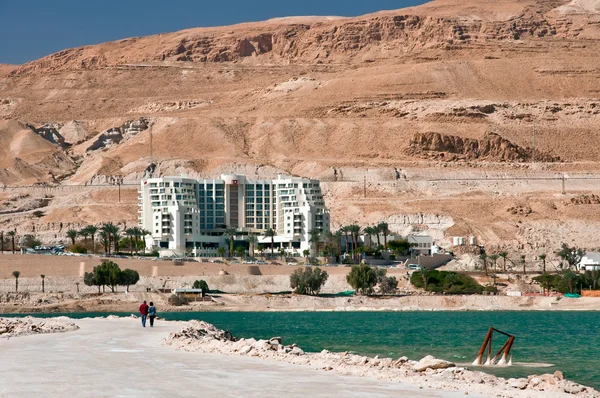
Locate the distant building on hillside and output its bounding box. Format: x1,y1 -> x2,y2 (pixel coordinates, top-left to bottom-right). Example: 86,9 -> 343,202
579,252 -> 600,271
138,174 -> 330,256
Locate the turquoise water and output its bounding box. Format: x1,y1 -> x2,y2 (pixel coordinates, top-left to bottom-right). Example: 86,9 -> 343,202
4,311 -> 599,389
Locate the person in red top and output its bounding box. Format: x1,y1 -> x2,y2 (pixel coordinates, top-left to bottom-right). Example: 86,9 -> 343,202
139,300 -> 149,327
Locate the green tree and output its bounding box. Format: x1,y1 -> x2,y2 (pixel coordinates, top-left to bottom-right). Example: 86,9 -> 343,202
192,279 -> 210,297
93,260 -> 122,292
377,222 -> 390,249
84,271 -> 101,293
380,276 -> 398,295
41,274 -> 45,293
224,227 -> 237,257
119,269 -> 140,291
290,267 -> 329,295
264,228 -> 276,255
125,227 -> 137,255
521,255 -> 526,275
539,253 -> 547,274
489,254 -> 499,272
217,247 -> 226,257
533,273 -> 558,295
387,239 -> 411,256
303,249 -> 310,258
248,233 -> 259,257
346,263 -> 377,295
556,244 -> 585,270
309,229 -> 321,257
419,266 -> 429,290
78,228 -> 89,244
499,251 -> 508,272
235,245 -> 245,258
8,230 -> 16,254
479,253 -> 488,276
556,269 -> 580,294
12,270 -> 20,292
363,226 -> 377,248
278,247 -> 286,260
66,229 -> 78,246
83,225 -> 98,254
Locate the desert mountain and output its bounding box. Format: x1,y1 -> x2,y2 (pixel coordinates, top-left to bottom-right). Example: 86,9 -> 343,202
2,0 -> 600,258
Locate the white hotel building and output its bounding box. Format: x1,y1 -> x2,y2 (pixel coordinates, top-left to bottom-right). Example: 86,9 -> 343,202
138,174 -> 330,256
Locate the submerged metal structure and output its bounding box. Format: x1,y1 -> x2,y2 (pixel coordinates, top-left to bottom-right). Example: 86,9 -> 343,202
473,327 -> 515,366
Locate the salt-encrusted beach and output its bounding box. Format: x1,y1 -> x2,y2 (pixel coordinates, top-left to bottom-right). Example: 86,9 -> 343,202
1,317 -> 597,398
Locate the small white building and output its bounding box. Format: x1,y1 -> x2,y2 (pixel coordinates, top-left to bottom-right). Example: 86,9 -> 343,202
579,252 -> 600,271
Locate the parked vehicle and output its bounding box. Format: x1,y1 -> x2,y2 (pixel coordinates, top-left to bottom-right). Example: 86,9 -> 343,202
407,264 -> 422,270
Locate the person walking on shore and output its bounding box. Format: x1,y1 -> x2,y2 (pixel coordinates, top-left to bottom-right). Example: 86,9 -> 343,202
139,300 -> 149,327
148,302 -> 157,327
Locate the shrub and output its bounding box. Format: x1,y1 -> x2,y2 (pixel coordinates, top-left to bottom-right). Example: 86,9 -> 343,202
379,276 -> 398,295
290,267 -> 329,295
169,294 -> 189,306
68,244 -> 88,254
32,210 -> 45,218
346,263 -> 378,295
410,270 -> 483,295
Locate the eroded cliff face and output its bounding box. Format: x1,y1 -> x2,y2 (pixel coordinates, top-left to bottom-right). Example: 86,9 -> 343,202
8,0 -> 600,76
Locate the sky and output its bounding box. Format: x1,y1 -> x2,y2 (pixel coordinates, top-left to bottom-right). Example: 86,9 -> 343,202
0,0 -> 427,65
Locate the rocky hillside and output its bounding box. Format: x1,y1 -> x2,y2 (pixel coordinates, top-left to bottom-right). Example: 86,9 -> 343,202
2,0 -> 600,258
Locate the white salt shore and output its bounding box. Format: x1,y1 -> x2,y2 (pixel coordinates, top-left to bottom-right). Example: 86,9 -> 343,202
0,317 -> 475,398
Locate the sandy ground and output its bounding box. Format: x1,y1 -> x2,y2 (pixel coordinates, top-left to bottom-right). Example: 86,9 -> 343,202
0,317 -> 477,398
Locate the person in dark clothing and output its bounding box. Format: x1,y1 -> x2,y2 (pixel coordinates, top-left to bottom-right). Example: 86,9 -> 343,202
139,300 -> 149,327
148,302 -> 157,327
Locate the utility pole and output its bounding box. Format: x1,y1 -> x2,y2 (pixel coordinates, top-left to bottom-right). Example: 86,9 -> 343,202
149,123 -> 153,163
532,119 -> 536,164
363,175 -> 366,198
562,174 -> 566,195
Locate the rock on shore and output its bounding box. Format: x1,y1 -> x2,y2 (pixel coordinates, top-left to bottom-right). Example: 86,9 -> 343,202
0,316 -> 79,338
165,320 -> 599,398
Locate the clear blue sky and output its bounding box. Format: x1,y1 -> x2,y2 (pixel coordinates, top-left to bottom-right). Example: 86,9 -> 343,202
0,0 -> 427,64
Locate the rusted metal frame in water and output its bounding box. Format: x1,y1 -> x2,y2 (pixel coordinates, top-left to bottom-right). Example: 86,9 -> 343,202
473,327 -> 515,366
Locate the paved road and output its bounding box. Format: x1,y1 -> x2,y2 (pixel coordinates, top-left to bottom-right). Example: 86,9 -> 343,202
0,318 -> 477,398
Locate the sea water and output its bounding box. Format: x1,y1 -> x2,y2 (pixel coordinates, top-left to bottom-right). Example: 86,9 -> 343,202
4,311 -> 599,389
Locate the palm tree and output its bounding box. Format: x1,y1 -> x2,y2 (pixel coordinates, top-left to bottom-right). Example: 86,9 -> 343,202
309,229 -> 321,257
374,225 -> 382,247
41,274 -> 45,293
489,254 -> 499,273
101,223 -> 119,254
377,222 -> 390,249
217,247 -> 226,258
499,251 -> 508,272
12,270 -> 20,292
235,245 -> 245,259
99,231 -> 110,254
7,230 -> 16,254
341,226 -> 350,256
248,233 -> 259,257
264,228 -> 276,256
347,224 -> 361,262
279,247 -> 286,260
139,228 -> 151,253
363,226 -> 377,248
78,228 -> 89,244
81,225 -> 99,254
480,253 -> 488,276
334,230 -> 343,257
224,227 -> 237,257
521,255 -> 527,275
125,227 -> 136,255
66,229 -> 78,246
539,253 -> 547,274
